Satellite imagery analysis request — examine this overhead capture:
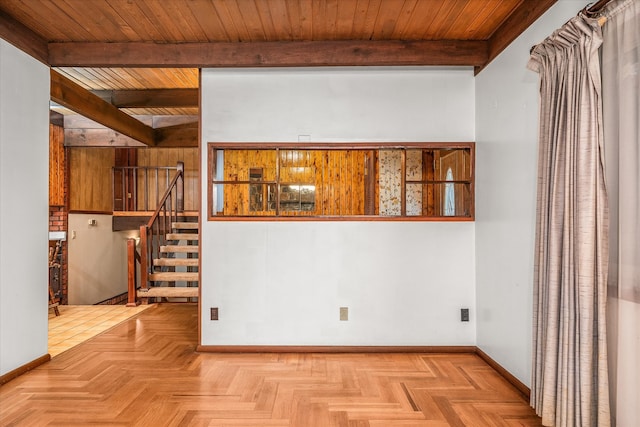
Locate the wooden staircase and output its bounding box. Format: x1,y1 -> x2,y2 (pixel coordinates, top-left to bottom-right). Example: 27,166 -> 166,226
138,220 -> 199,301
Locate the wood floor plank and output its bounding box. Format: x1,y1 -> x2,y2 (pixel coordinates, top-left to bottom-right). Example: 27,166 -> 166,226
0,304 -> 542,426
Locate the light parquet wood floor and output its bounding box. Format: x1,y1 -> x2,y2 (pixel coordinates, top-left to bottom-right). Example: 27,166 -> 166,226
1,304 -> 542,426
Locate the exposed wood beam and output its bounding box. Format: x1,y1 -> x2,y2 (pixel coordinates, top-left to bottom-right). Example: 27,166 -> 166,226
63,115 -> 198,147
65,125 -> 198,148
50,70 -> 155,146
64,114 -> 199,129
50,111 -> 64,127
64,128 -> 144,147
48,40 -> 488,67
477,0 -> 558,74
91,89 -> 198,108
154,122 -> 198,147
0,10 -> 48,64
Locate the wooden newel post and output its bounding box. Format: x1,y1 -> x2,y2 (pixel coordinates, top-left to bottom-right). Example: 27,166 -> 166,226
139,226 -> 149,291
177,161 -> 184,212
126,238 -> 140,307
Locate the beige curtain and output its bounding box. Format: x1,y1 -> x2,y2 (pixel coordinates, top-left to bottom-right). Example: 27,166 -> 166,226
528,12 -> 611,427
601,1 -> 640,426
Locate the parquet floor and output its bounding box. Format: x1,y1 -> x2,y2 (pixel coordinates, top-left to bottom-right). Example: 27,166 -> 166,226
1,304 -> 542,426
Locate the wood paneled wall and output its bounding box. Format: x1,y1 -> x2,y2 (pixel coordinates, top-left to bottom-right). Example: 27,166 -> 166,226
137,147 -> 198,211
313,150 -> 367,216
49,124 -> 65,206
68,148 -> 115,212
69,147 -> 198,213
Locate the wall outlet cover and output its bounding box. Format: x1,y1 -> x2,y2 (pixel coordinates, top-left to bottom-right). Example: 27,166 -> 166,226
461,308 -> 469,322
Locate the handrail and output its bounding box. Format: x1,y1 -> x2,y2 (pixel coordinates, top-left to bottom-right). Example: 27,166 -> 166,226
139,162 -> 184,292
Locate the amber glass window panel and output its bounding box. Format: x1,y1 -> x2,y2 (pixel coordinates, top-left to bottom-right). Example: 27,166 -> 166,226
209,144 -> 474,220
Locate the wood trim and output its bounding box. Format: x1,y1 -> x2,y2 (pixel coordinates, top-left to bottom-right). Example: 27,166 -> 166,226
209,142 -> 476,150
477,0 -> 557,75
400,149 -> 406,216
91,89 -> 198,108
0,10 -> 49,64
207,145 -> 215,221
475,347 -> 531,401
48,40 -> 488,68
196,345 -> 477,354
68,210 -> 113,215
50,70 -> 155,147
197,69 -> 203,346
208,215 -> 475,222
113,210 -> 199,217
0,354 -> 50,385
469,140 -> 476,220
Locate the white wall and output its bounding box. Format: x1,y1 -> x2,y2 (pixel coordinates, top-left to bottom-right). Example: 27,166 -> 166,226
67,214 -> 136,305
474,0 -> 592,386
0,40 -> 50,375
201,68 -> 476,346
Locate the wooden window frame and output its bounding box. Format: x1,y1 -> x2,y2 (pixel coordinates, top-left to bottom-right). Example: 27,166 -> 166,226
207,142 -> 475,221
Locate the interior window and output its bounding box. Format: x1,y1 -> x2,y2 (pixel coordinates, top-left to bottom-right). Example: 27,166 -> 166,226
208,143 -> 474,220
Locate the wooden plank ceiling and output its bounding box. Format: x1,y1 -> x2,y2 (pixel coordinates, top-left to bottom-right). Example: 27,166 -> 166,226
0,0 -> 558,146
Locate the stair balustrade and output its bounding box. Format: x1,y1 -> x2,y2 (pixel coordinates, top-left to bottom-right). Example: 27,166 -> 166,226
127,162 -> 199,305
112,163 -> 184,212
139,162 -> 184,292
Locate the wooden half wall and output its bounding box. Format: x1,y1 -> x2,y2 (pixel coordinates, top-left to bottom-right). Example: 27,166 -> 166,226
136,147 -> 198,212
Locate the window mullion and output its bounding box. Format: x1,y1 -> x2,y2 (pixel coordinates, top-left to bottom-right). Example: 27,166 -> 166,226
401,149 -> 406,217
275,148 -> 280,217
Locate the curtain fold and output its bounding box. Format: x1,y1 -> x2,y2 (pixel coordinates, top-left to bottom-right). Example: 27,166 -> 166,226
528,12 -> 611,427
601,1 -> 640,426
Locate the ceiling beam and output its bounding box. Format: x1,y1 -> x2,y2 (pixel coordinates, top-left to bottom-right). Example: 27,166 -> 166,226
91,89 -> 198,108
62,115 -> 198,147
0,10 -> 48,64
49,111 -> 64,127
50,70 -> 155,146
48,40 -> 488,68
477,0 -> 558,74
65,123 -> 198,148
154,122 -> 198,147
64,128 -> 144,147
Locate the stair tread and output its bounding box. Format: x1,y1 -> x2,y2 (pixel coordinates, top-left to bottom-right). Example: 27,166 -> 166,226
149,272 -> 199,281
172,222 -> 199,229
154,258 -> 199,267
160,245 -> 199,253
137,287 -> 198,298
166,233 -> 199,240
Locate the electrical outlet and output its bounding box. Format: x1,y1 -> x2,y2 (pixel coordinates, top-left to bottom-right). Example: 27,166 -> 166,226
210,307 -> 219,321
461,308 -> 469,322
340,307 -> 348,321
